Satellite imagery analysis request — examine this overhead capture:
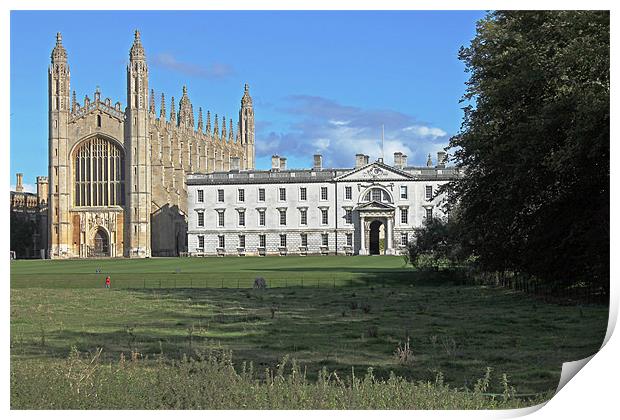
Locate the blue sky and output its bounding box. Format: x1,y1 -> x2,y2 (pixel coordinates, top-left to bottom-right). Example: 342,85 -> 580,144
10,10 -> 486,190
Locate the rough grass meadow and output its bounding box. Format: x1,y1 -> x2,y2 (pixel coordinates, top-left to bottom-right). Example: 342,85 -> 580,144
10,256 -> 608,409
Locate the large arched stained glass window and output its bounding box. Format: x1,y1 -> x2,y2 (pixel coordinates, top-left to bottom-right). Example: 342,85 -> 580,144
74,137 -> 125,207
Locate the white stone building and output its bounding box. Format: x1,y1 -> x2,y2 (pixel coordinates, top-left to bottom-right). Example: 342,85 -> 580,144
186,152 -> 458,256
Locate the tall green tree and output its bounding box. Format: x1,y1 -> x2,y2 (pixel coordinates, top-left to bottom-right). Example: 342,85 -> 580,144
446,11 -> 609,290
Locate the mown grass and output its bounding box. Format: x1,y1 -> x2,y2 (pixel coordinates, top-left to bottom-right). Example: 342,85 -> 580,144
10,257 -> 608,409
10,256 -> 413,289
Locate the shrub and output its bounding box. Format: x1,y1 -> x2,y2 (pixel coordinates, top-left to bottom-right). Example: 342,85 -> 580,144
394,337 -> 415,366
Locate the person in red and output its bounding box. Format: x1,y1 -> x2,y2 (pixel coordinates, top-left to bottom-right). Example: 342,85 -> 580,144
105,276 -> 111,289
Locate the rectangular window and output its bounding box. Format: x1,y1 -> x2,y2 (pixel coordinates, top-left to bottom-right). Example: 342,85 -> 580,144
426,207 -> 433,219
372,189 -> 382,201
238,189 -> 245,202
346,233 -> 353,246
425,185 -> 433,200
300,187 -> 307,201
258,188 -> 265,202
280,234 -> 287,247
345,209 -> 352,224
197,212 -> 204,227
400,186 -> 408,199
279,209 -> 287,226
239,235 -> 245,248
300,209 -> 307,225
218,211 -> 225,227
321,186 -> 328,200
321,209 -> 328,225
238,211 -> 245,226
300,233 -> 308,247
321,233 -> 329,247
279,187 -> 286,201
197,189 -> 204,203
259,234 -> 266,248
345,186 -> 352,200
198,235 -> 204,249
218,235 -> 225,249
401,208 -> 408,224
401,232 -> 409,246
218,189 -> 224,202
259,209 -> 266,226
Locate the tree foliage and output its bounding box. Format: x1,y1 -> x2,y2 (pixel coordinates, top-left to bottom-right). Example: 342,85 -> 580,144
445,11 -> 609,290
407,217 -> 468,269
10,213 -> 37,258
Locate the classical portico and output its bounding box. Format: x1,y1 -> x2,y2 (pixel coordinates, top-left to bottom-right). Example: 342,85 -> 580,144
356,201 -> 396,255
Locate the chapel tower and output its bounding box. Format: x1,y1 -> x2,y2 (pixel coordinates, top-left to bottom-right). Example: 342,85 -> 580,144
239,84 -> 255,170
48,33 -> 71,257
125,30 -> 152,257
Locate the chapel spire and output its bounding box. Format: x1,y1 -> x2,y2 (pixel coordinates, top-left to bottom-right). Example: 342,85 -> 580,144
178,85 -> 194,127
170,96 -> 176,123
129,29 -> 145,60
160,93 -> 166,119
197,107 -> 203,131
149,89 -> 155,115
51,32 -> 68,63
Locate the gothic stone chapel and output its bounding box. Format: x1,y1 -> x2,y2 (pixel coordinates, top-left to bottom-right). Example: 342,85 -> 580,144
48,31 -> 256,258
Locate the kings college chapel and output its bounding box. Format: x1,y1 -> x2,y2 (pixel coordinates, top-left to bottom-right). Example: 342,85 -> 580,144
48,31 -> 255,258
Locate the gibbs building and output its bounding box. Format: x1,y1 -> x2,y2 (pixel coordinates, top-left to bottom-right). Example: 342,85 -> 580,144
48,31 -> 255,258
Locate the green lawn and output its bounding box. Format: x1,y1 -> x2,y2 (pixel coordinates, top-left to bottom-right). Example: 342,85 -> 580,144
11,256 -> 412,288
10,256 -> 608,407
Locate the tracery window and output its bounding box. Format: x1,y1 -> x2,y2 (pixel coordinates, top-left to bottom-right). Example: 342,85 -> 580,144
74,137 -> 125,207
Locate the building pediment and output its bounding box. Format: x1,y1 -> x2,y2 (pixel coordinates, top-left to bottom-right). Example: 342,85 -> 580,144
355,200 -> 396,212
334,161 -> 415,182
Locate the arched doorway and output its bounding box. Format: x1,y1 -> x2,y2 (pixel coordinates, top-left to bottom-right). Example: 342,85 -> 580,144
369,220 -> 384,255
91,228 -> 109,257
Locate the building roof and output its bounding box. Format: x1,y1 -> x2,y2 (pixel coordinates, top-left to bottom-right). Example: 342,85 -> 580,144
186,161 -> 460,186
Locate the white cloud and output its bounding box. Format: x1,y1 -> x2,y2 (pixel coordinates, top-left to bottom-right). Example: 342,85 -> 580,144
312,138 -> 331,150
328,119 -> 349,126
402,125 -> 447,139
152,53 -> 235,79
11,183 -> 36,193
257,95 -> 452,168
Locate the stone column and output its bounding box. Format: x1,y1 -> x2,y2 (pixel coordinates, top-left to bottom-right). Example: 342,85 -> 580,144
359,215 -> 366,255
386,217 -> 394,255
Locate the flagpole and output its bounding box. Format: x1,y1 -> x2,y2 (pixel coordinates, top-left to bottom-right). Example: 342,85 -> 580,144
381,124 -> 385,161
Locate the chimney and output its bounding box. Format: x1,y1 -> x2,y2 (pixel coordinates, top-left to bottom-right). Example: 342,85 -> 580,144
230,156 -> 240,171
271,155 -> 281,171
313,154 -> 322,170
15,173 -> 23,192
355,153 -> 367,169
279,157 -> 287,171
401,154 -> 408,168
426,154 -> 433,167
437,151 -> 447,168
393,152 -> 403,169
